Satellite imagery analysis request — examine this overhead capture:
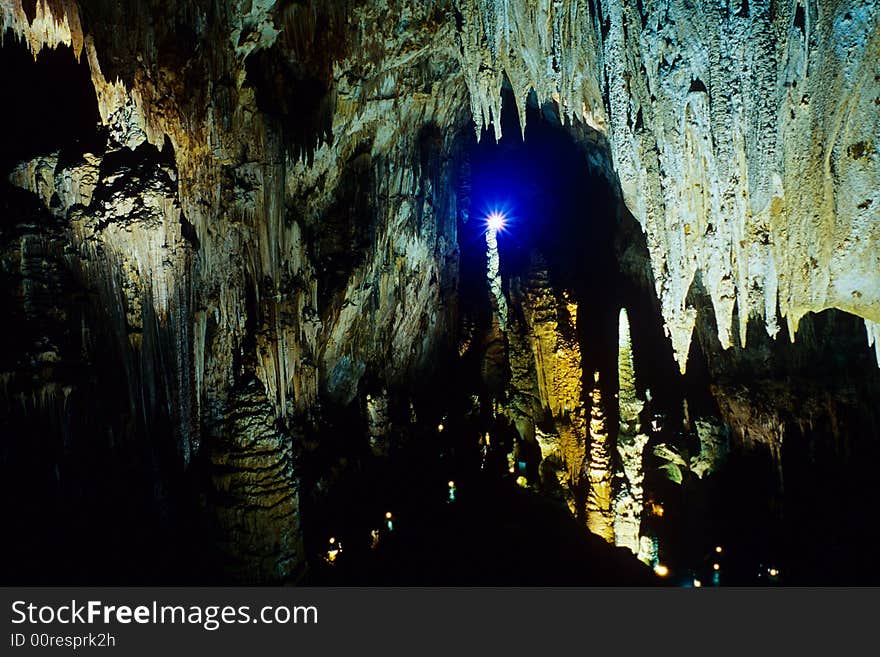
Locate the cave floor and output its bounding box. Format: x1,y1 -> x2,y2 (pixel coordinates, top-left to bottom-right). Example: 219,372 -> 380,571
303,470 -> 657,587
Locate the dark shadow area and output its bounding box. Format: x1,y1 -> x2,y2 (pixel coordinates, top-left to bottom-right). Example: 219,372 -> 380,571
0,183 -> 204,585
244,45 -> 334,166
681,275 -> 880,585
0,34 -> 202,581
0,30 -> 100,174
300,407 -> 656,585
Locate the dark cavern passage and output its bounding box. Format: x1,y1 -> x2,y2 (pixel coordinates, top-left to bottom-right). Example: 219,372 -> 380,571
1,0 -> 879,588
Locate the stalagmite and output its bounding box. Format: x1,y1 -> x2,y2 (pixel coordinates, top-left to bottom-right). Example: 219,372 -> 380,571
485,222 -> 508,331
586,372 -> 614,543
613,308 -> 649,555
867,320 -> 880,368
366,390 -> 391,456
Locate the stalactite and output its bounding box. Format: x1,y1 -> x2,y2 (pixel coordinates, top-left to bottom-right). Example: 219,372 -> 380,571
454,0 -> 606,139
453,0 -> 880,371
866,320 -> 880,367
0,0 -> 84,59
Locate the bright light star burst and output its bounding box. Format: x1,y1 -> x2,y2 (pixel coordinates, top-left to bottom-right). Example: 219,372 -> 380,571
486,211 -> 506,233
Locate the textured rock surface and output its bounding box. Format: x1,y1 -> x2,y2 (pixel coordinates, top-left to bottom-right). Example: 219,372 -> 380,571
607,0 -> 880,368
211,378 -> 301,583
2,0 -> 469,581
2,0 -> 877,380
453,0 -> 880,370
503,257 -> 588,516
586,372 -> 614,542
613,309 -> 648,554
1,0 -> 878,582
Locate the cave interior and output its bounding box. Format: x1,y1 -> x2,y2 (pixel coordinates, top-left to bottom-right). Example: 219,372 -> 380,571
1,0 -> 879,586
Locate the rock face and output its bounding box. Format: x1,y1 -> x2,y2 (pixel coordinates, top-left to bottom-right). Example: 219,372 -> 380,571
455,0 -> 880,370
212,378 -> 301,583
1,0 -> 878,582
601,0 -> 880,371
2,0 -> 469,582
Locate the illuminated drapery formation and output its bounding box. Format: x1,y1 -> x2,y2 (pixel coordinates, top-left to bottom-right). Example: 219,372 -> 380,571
509,262 -> 587,515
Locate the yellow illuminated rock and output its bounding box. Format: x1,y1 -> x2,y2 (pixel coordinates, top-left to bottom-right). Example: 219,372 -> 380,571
587,372 -> 614,543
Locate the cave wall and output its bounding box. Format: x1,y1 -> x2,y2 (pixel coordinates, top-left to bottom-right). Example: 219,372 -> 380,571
1,0 -> 878,581
1,0 -> 470,581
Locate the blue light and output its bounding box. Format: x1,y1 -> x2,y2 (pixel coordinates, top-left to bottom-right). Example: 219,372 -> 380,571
486,210 -> 506,233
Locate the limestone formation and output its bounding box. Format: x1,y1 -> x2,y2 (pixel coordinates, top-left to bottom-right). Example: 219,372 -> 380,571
1,0 -> 877,583
587,372 -> 614,542
503,257 -> 587,515
453,0 -> 880,371
613,308 -> 648,554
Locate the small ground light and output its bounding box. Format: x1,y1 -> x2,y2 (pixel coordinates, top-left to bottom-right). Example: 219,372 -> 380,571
326,537 -> 341,564
654,564 -> 669,577
713,563 -> 720,571
693,579 -> 702,588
